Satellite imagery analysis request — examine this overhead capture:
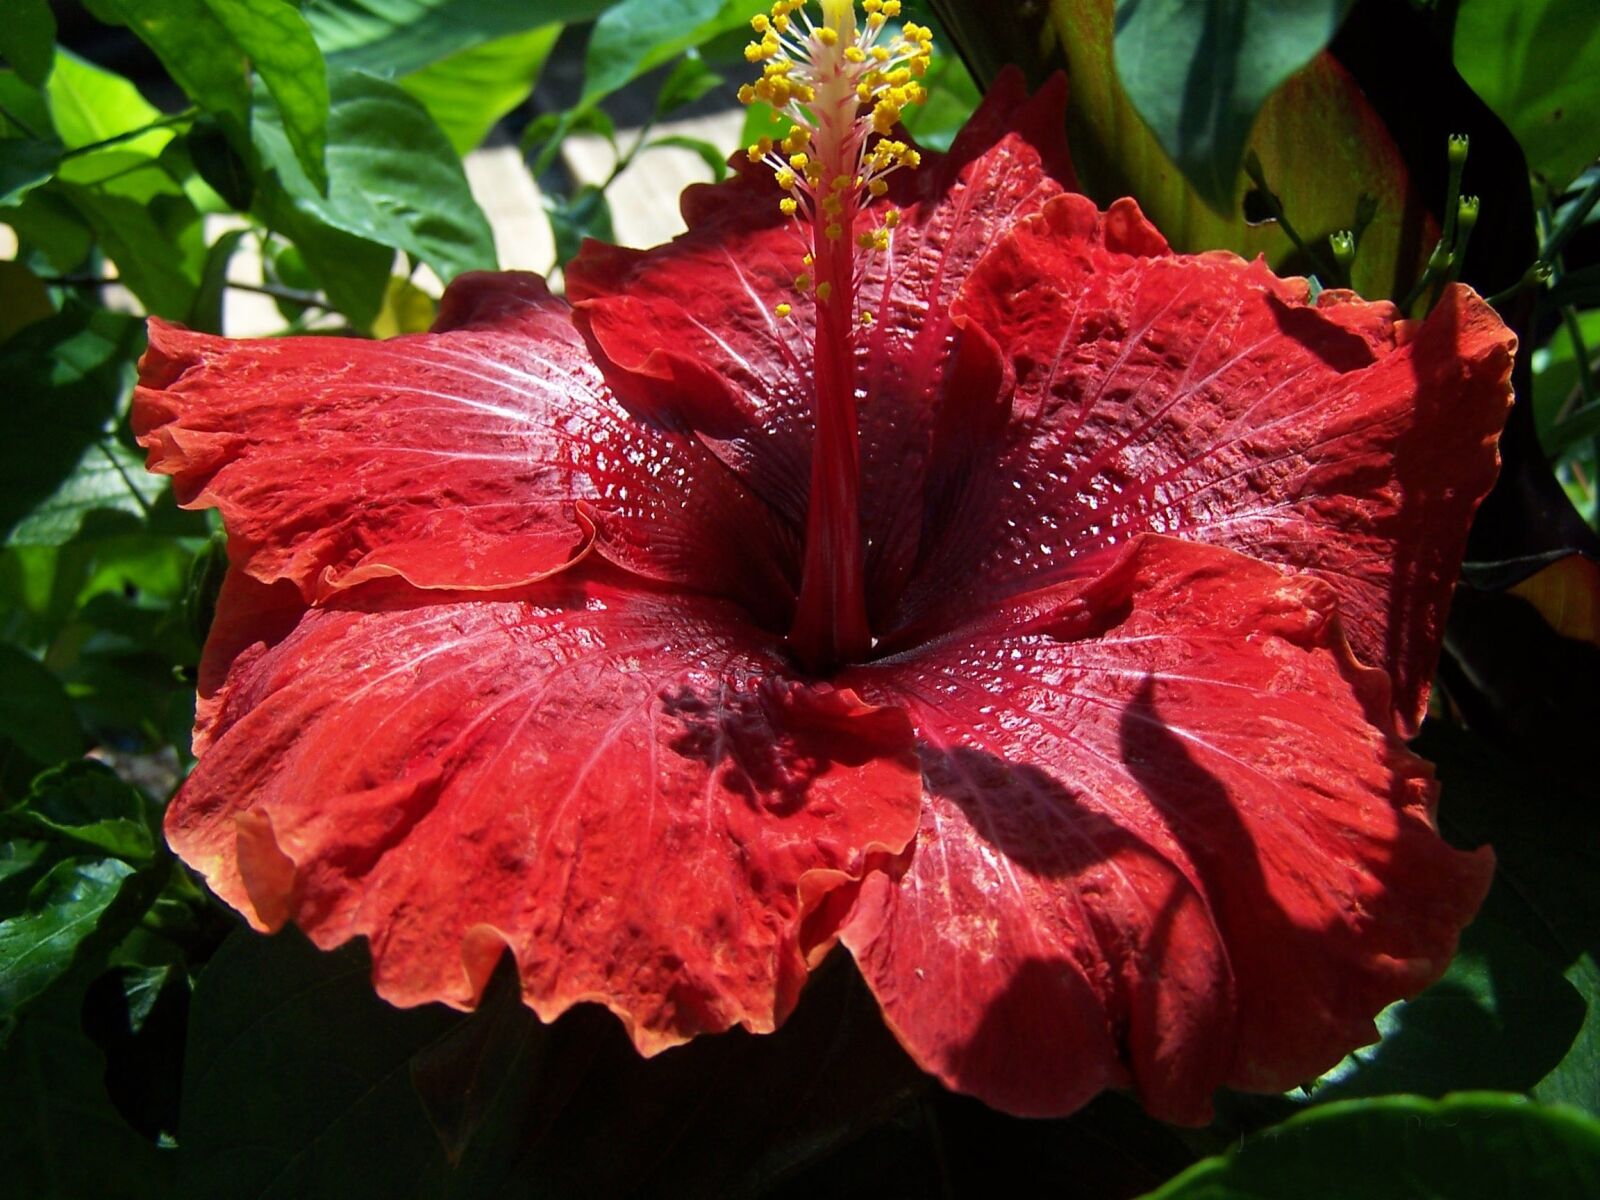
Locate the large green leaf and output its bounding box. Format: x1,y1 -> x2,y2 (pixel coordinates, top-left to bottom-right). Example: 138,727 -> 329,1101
3,306 -> 158,548
304,0 -> 611,76
1314,722 -> 1600,1115
399,24 -> 560,156
100,0 -> 331,190
207,0 -> 329,190
0,856 -> 132,1018
0,644 -> 82,766
179,927 -> 461,1200
55,181 -> 205,318
1041,0 -> 1432,300
1113,0 -> 1354,211
0,987 -> 175,1199
1453,0 -> 1600,193
252,67 -> 495,285
0,0 -> 55,89
1141,1094 -> 1600,1199
43,48 -> 170,155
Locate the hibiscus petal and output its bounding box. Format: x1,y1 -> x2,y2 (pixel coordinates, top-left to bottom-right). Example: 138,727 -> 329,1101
839,535 -> 1492,1122
134,272 -> 796,615
908,193 -> 1515,730
168,567 -> 921,1051
566,71 -> 1075,620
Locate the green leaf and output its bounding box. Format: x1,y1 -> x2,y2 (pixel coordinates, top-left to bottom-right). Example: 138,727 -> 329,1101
647,134 -> 729,183
99,0 -> 248,138
1533,308 -> 1600,452
252,67 -> 496,284
1297,722 -> 1600,1109
0,987 -> 175,1199
581,0 -> 739,106
1050,0 -> 1432,300
654,53 -> 723,118
1141,1094 -> 1600,1199
1,187 -> 93,272
6,760 -> 155,864
0,856 -> 132,1018
0,137 -> 59,207
305,0 -> 611,76
898,46 -> 981,153
55,181 -> 205,318
188,226 -> 249,334
1,304 -> 152,547
1113,0 -> 1355,212
0,643 -> 83,765
0,0 -> 57,88
399,24 -> 560,156
1453,0 -> 1600,193
43,48 -> 170,154
179,927 -> 461,1200
544,183 -> 613,267
209,0 -> 330,190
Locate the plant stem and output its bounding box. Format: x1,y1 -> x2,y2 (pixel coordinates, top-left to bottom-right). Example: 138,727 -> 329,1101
57,108 -> 199,160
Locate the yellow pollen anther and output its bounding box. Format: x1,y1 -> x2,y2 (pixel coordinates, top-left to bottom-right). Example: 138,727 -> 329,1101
775,302 -> 792,317
816,25 -> 838,46
861,310 -> 875,325
802,253 -> 814,266
845,46 -> 866,62
825,222 -> 843,240
883,208 -> 900,228
789,153 -> 809,171
794,272 -> 812,291
868,178 -> 889,197
775,167 -> 796,189
831,174 -> 851,191
780,197 -> 799,216
751,13 -> 770,32
816,281 -> 833,301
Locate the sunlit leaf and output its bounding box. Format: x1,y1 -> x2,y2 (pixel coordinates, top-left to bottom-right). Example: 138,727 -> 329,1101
1453,0 -> 1600,193
582,0 -> 752,105
0,856 -> 132,1017
1112,0 -> 1355,211
43,49 -> 170,155
304,0 -> 610,76
1047,0 -> 1432,299
252,67 -> 495,283
399,24 -> 560,156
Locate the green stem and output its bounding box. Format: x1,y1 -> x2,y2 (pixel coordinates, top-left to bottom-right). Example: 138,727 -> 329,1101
1542,171 -> 1600,266
1243,151 -> 1341,284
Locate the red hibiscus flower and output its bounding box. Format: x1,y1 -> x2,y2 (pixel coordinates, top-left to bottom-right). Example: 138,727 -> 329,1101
134,1 -> 1515,1124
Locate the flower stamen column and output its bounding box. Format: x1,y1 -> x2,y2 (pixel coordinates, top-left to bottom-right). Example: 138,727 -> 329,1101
741,0 -> 931,670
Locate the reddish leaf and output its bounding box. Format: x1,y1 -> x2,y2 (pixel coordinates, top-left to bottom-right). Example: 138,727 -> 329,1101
167,566 -> 921,1051
841,536 -> 1494,1122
